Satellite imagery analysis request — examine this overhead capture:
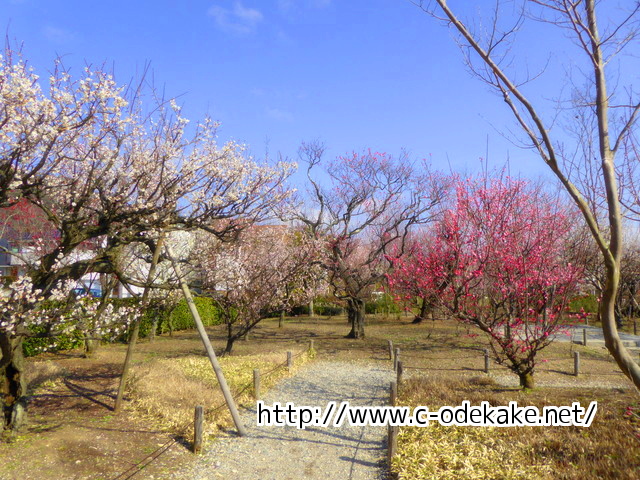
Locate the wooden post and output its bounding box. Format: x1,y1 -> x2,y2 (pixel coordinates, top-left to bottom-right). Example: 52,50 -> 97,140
573,351 -> 580,377
397,361 -> 403,386
253,369 -> 261,400
309,339 -> 315,352
394,347 -> 400,371
387,425 -> 398,464
583,328 -> 588,346
634,319 -> 637,336
287,351 -> 293,371
388,340 -> 394,360
483,348 -> 490,374
193,406 -> 204,454
390,381 -> 397,407
115,233 -> 165,412
165,244 -> 247,437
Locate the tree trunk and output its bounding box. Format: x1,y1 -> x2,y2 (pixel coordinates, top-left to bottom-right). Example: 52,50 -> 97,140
223,335 -> 236,356
149,313 -> 159,342
518,371 -> 534,390
0,331 -> 26,433
83,289 -> 113,358
309,300 -> 314,318
279,310 -> 285,328
84,337 -> 98,358
413,297 -> 430,324
346,298 -> 365,339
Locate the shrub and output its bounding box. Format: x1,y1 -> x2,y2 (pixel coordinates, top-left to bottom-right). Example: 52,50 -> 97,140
23,300 -> 84,357
23,325 -> 84,357
165,296 -> 222,332
23,296 -> 222,356
313,300 -> 343,316
365,293 -> 402,315
569,294 -> 599,314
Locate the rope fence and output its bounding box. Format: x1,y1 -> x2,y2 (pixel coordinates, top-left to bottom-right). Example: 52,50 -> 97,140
385,339 -> 635,379
110,340 -> 314,480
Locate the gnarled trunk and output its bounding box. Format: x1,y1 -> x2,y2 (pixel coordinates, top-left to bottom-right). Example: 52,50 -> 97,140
518,371 -> 534,390
0,330 -> 26,434
346,298 -> 365,339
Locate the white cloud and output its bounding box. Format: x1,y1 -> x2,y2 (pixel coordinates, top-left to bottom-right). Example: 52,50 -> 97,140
277,0 -> 331,13
266,107 -> 294,122
42,26 -> 76,44
208,2 -> 263,34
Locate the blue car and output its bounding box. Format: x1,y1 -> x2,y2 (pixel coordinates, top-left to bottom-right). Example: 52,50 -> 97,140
71,287 -> 102,298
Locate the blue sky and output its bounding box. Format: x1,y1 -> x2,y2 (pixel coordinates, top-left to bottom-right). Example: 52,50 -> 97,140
2,0 -> 633,183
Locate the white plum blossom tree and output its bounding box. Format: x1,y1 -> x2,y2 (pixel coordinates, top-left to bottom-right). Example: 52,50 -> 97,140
0,46 -> 294,433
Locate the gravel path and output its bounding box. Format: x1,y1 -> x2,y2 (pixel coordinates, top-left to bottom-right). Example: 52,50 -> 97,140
174,361 -> 394,480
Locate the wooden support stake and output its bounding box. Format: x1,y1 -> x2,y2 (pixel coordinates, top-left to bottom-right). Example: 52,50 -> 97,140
388,340 -> 394,360
309,339 -> 315,352
483,348 -> 490,374
387,424 -> 398,464
287,351 -> 293,371
165,244 -> 247,437
573,351 -> 580,377
390,381 -> 397,407
394,347 -> 400,371
583,328 -> 588,347
397,361 -> 403,387
193,405 -> 204,454
253,369 -> 261,400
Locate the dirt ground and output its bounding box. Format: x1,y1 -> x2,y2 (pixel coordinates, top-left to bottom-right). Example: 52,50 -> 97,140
1,314 -> 637,480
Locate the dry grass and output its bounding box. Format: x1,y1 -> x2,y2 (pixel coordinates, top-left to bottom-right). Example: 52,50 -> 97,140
24,360 -> 68,394
126,349 -> 313,441
394,377 -> 640,480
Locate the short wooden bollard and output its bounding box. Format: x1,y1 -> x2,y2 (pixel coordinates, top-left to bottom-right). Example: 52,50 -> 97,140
193,405 -> 204,454
387,424 -> 398,464
388,340 -> 394,360
253,369 -> 261,400
390,381 -> 397,407
573,351 -> 580,377
309,339 -> 315,352
483,348 -> 490,374
394,347 -> 400,371
397,361 -> 403,387
287,351 -> 293,371
583,328 -> 588,346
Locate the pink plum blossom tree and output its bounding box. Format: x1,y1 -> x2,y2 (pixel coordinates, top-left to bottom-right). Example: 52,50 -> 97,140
199,225 -> 319,355
436,176 -> 582,388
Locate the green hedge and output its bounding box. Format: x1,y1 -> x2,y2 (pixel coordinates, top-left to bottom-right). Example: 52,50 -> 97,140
165,296 -> 222,332
23,295 -> 223,357
569,294 -> 599,314
23,325 -> 84,357
365,293 -> 402,315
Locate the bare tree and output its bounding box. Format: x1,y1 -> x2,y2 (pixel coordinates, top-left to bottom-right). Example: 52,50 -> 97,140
296,142 -> 445,338
417,0 -> 640,389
